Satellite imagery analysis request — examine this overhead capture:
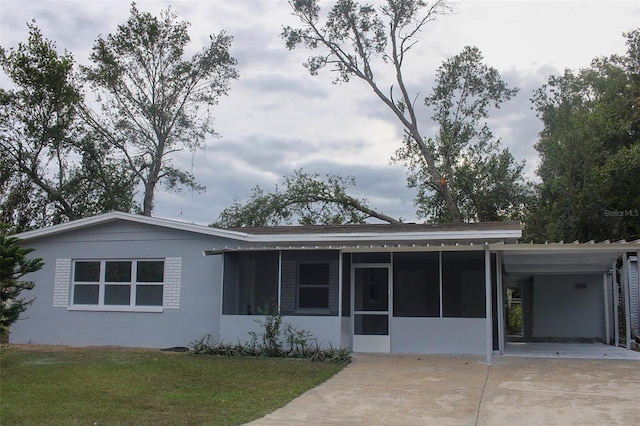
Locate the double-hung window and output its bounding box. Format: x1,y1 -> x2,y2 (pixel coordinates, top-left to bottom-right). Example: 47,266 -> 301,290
298,263 -> 330,310
72,260 -> 164,308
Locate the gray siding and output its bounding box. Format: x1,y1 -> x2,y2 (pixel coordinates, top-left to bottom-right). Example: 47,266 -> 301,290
11,221 -> 233,348
532,274 -> 605,340
219,315 -> 342,348
391,318 -> 486,354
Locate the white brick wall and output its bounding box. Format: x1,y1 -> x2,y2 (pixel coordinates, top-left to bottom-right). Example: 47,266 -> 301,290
53,258 -> 71,307
163,257 -> 182,309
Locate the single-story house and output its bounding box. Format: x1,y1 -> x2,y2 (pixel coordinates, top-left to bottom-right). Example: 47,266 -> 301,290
10,212 -> 640,360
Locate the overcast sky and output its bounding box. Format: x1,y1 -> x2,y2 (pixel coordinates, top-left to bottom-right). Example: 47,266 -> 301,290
1,0 -> 638,225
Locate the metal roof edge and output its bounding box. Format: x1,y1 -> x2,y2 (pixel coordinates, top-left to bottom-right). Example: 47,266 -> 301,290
204,239 -> 639,255
14,211 -> 251,241
247,228 -> 522,243
491,241 -> 640,251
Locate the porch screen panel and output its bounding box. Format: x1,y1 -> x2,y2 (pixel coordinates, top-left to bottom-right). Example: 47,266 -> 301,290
355,314 -> 388,335
393,252 -> 440,317
222,251 -> 278,315
222,253 -> 238,314
442,251 -> 486,318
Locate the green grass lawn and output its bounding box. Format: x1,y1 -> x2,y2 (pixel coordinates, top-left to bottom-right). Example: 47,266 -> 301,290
0,345 -> 346,425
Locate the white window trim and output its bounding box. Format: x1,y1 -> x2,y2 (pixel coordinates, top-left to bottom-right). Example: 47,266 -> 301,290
70,259 -> 166,311
67,305 -> 163,313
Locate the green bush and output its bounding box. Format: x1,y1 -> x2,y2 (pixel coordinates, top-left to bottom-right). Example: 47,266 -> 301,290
506,304 -> 522,335
190,308 -> 351,363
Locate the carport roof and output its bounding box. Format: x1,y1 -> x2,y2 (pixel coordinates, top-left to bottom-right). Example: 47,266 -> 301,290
498,241 -> 640,274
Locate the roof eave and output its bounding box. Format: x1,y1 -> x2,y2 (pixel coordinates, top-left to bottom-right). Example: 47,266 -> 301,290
14,211 -> 250,241
247,229 -> 522,243
203,229 -> 522,255
491,242 -> 640,252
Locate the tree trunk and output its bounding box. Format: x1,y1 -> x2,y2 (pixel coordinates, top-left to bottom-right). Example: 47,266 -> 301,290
142,137 -> 166,217
142,162 -> 159,216
142,180 -> 155,216
367,66 -> 463,223
349,200 -> 401,224
410,131 -> 462,223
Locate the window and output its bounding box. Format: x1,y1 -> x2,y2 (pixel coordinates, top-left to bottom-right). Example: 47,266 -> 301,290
298,263 -> 330,310
72,260 -> 164,308
280,250 -> 338,316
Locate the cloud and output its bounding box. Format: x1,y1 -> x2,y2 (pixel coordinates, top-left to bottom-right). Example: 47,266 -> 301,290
2,0 -> 636,226
241,72 -> 327,98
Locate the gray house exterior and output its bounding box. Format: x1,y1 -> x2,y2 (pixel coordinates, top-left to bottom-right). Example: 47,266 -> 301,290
10,212 -> 640,357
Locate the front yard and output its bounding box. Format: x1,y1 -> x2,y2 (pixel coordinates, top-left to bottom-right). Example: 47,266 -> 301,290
0,345 -> 346,425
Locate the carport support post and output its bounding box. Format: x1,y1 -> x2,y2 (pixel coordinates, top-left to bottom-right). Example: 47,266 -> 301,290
603,272 -> 610,345
278,251 -> 283,310
496,251 -> 505,354
338,250 -> 343,322
485,245 -> 492,363
613,260 -> 620,347
623,255 -> 632,350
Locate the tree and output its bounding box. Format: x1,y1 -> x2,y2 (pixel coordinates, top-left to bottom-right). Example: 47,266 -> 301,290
0,225 -> 44,343
0,155 -> 40,231
526,30 -> 640,242
213,169 -> 400,227
393,46 -> 532,222
84,3 -> 239,216
0,23 -> 136,231
282,0 -> 464,221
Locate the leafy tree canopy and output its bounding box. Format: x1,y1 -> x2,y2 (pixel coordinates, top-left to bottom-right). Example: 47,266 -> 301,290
83,3 -> 239,216
0,23 -> 136,231
283,0 -> 464,221
393,46 -> 533,222
213,170 -> 400,227
526,29 -> 640,242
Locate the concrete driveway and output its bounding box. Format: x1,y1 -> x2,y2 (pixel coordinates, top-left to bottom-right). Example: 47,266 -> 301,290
246,353 -> 640,425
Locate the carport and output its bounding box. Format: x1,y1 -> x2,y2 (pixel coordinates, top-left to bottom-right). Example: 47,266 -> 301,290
494,241 -> 640,357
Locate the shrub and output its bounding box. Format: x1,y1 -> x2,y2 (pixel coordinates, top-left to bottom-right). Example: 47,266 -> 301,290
248,304 -> 285,357
0,226 -> 44,343
189,308 -> 351,363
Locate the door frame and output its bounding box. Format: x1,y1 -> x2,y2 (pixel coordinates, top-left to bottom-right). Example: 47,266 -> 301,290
351,262 -> 392,353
